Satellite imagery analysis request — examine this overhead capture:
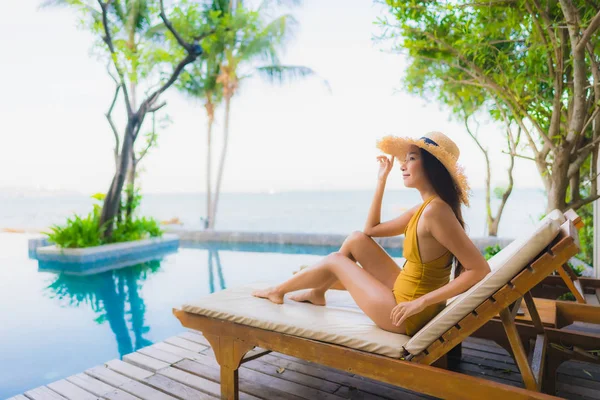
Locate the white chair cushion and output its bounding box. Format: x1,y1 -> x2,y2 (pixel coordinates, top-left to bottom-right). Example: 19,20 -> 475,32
181,284 -> 411,358
403,209 -> 565,355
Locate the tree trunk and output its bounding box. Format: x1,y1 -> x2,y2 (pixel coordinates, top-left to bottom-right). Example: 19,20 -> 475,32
483,152 -> 493,236
547,147 -> 571,212
205,102 -> 214,230
100,121 -> 135,239
209,95 -> 232,229
125,154 -> 137,221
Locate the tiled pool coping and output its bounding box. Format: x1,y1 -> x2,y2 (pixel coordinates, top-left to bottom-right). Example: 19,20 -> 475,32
30,234 -> 180,275
168,229 -> 513,251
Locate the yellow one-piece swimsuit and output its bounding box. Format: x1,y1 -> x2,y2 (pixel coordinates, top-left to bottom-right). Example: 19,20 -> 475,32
392,195 -> 453,335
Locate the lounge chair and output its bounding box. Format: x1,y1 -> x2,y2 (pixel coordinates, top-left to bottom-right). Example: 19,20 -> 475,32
173,210 -> 579,399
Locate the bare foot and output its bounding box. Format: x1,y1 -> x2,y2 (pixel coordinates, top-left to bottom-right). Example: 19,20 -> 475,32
289,289 -> 326,306
252,287 -> 284,304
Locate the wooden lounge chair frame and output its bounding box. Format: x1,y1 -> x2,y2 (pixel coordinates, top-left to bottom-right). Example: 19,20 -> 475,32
459,210 -> 600,395
530,210 -> 600,305
173,219 -> 579,400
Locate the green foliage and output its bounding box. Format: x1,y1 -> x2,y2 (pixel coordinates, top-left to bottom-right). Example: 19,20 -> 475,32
557,292 -> 576,302
483,244 -> 502,261
577,203 -> 594,267
378,0 -> 600,217
555,261 -> 584,301
176,0 -> 314,104
45,191 -> 162,248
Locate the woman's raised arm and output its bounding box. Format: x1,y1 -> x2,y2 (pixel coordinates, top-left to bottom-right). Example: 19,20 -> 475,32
363,155 -> 418,237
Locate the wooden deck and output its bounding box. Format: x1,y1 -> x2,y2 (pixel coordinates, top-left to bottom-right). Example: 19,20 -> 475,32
10,331 -> 600,400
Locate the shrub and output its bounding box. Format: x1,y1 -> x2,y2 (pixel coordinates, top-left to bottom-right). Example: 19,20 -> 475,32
46,190 -> 162,248
483,244 -> 502,261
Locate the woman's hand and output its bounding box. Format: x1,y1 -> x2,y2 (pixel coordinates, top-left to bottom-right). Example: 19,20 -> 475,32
390,297 -> 427,327
377,155 -> 394,182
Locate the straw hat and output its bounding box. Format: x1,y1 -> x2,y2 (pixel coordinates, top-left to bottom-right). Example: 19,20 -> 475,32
376,131 -> 471,206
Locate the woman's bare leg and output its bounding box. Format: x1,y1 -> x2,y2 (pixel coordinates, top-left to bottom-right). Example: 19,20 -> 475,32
289,231 -> 401,305
252,253 -> 405,333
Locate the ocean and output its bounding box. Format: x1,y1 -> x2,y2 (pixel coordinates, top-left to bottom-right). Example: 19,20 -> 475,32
0,188 -> 548,238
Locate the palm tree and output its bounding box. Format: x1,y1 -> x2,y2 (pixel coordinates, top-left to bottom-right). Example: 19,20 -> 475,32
43,0 -> 216,238
177,48 -> 224,229
208,2 -> 316,229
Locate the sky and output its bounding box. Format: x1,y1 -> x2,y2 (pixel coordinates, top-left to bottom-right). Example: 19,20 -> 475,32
0,0 -> 545,195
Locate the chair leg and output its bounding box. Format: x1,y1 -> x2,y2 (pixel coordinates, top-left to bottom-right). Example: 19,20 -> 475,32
542,346 -> 566,395
221,365 -> 239,400
204,333 -> 255,400
499,308 -> 538,391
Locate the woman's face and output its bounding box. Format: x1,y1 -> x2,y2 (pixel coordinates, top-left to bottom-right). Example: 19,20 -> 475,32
400,145 -> 425,188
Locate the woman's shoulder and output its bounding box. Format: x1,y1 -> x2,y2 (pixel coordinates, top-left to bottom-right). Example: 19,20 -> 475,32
422,197 -> 455,222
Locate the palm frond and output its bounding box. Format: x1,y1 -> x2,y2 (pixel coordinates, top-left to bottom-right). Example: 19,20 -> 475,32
254,65 -> 313,84
40,0 -> 101,17
258,0 -> 302,13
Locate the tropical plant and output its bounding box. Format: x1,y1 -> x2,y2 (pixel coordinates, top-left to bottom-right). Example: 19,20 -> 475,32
378,1 -> 600,214
45,192 -> 162,248
461,110 -> 521,236
178,0 -> 318,229
483,244 -> 502,261
43,0 -> 222,238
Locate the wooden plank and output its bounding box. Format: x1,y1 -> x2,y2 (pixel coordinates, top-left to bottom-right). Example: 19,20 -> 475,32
117,381 -> 177,400
138,346 -> 184,365
462,340 -> 511,357
153,342 -> 207,362
164,336 -> 207,354
8,395 -> 30,400
66,373 -> 118,396
272,352 -> 428,397
176,358 -> 309,400
142,374 -> 216,400
557,360 -> 600,382
451,364 -> 524,388
157,367 -> 222,397
556,381 -> 600,399
105,360 -> 154,381
24,386 -> 69,400
530,334 -> 546,389
261,353 -> 430,400
558,372 -> 600,393
330,387 -> 386,400
85,362 -> 208,400
123,352 -> 170,372
459,348 -> 516,366
100,389 -> 140,400
452,359 -> 523,384
244,358 -> 340,393
457,354 -> 520,374
47,380 -> 97,400
179,332 -> 211,348
158,367 -> 260,400
85,366 -> 133,388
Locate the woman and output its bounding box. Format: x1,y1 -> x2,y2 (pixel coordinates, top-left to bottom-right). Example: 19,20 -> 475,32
253,132 -> 490,335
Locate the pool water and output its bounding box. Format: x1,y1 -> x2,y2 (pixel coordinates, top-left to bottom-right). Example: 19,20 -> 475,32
0,233 -> 403,398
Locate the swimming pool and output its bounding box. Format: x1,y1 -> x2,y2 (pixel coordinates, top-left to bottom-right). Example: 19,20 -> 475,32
0,233 -> 403,398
